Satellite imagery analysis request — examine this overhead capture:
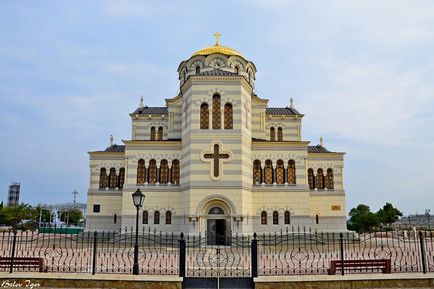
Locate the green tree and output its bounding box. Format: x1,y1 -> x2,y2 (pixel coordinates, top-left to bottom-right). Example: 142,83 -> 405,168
0,204 -> 38,228
34,205 -> 52,223
59,209 -> 83,226
348,204 -> 380,232
376,203 -> 403,227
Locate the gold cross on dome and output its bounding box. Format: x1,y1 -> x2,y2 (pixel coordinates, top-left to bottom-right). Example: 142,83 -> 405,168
214,32 -> 221,46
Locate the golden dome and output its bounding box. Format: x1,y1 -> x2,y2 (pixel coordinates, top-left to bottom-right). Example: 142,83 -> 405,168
192,44 -> 243,57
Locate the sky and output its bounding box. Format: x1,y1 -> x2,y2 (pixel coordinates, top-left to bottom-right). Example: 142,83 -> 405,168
0,0 -> 433,216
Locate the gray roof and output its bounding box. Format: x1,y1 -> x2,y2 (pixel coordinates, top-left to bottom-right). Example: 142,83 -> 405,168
266,107 -> 301,115
104,145 -> 125,152
196,69 -> 238,76
133,106 -> 168,115
308,145 -> 330,153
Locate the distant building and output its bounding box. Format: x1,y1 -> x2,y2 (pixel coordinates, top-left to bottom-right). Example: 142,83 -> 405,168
7,182 -> 20,206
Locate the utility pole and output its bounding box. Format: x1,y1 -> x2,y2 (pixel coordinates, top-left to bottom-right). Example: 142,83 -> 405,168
72,190 -> 78,204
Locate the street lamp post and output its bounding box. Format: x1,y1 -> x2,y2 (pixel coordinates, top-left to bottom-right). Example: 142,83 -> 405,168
425,209 -> 431,231
132,188 -> 145,275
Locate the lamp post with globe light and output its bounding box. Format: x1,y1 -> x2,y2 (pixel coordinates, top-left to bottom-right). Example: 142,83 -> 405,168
132,188 -> 145,275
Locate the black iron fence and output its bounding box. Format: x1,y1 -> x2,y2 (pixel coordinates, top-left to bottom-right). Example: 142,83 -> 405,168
0,227 -> 432,276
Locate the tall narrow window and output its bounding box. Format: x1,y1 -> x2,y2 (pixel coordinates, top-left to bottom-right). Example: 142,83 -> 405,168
200,103 -> 209,129
287,160 -> 296,185
308,168 -> 315,190
326,168 -> 334,190
148,159 -> 157,184
137,159 -> 146,184
316,169 -> 325,190
99,168 -> 107,189
261,211 -> 267,225
142,211 -> 148,224
159,159 -> 169,184
118,168 -> 125,189
264,160 -> 273,184
113,214 -> 117,224
150,127 -> 156,140
224,103 -> 233,129
316,215 -> 319,224
276,160 -> 284,184
253,160 -> 262,184
171,159 -> 180,184
270,127 -> 276,141
196,66 -> 200,74
212,94 -> 221,129
273,211 -> 279,225
165,211 -> 172,225
109,168 -> 117,189
277,127 -> 283,141
154,211 -> 160,225
284,211 -> 290,224
158,127 -> 163,140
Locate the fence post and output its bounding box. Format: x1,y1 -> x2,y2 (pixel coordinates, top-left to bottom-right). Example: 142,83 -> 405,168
179,232 -> 186,278
419,231 -> 427,274
251,233 -> 258,278
9,230 -> 17,273
92,231 -> 97,275
339,232 -> 344,276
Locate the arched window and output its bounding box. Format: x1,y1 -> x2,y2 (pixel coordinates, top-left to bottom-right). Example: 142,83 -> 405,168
113,214 -> 117,224
277,127 -> 283,141
212,94 -> 221,129
284,211 -> 290,224
261,211 -> 267,225
308,169 -> 315,190
150,127 -> 156,140
109,168 -> 117,189
273,211 -> 279,225
166,211 -> 172,225
157,127 -> 163,140
118,168 -> 125,189
196,66 -> 200,74
235,66 -> 239,74
224,103 -> 233,129
287,160 -> 296,185
264,160 -> 273,184
208,207 -> 225,214
159,159 -> 169,184
326,168 -> 334,190
316,169 -> 325,190
142,211 -> 148,224
253,160 -> 262,184
270,127 -> 276,141
171,159 -> 180,184
154,211 -> 160,225
200,103 -> 209,129
99,168 -> 107,189
148,159 -> 157,184
316,214 -> 319,224
276,160 -> 284,184
137,159 -> 146,184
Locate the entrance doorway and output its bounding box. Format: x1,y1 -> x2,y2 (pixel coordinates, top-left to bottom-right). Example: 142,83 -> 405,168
207,219 -> 226,245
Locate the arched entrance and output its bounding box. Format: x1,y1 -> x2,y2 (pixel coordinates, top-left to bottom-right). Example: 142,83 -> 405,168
201,200 -> 232,245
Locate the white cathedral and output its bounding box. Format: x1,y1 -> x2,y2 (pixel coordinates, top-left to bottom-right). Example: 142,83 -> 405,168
86,35 -> 347,241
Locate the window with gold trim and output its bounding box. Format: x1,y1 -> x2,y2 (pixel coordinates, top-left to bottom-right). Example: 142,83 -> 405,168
109,168 -> 117,189
326,168 -> 334,190
137,159 -> 146,184
253,160 -> 262,184
118,168 -> 125,189
287,160 -> 296,184
212,94 -> 221,129
308,168 -> 315,190
264,160 -> 273,184
159,159 -> 169,184
200,103 -> 209,129
157,127 -> 163,140
270,127 -> 276,141
150,127 -> 156,140
261,211 -> 267,225
331,205 -> 341,211
224,103 -> 233,129
99,168 -> 107,189
277,127 -> 283,141
171,159 -> 180,184
276,160 -> 284,184
316,168 -> 325,190
148,159 -> 157,184
273,211 -> 279,225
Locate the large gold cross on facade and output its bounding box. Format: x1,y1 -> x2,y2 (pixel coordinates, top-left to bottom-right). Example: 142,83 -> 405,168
214,32 -> 221,46
202,144 -> 230,178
